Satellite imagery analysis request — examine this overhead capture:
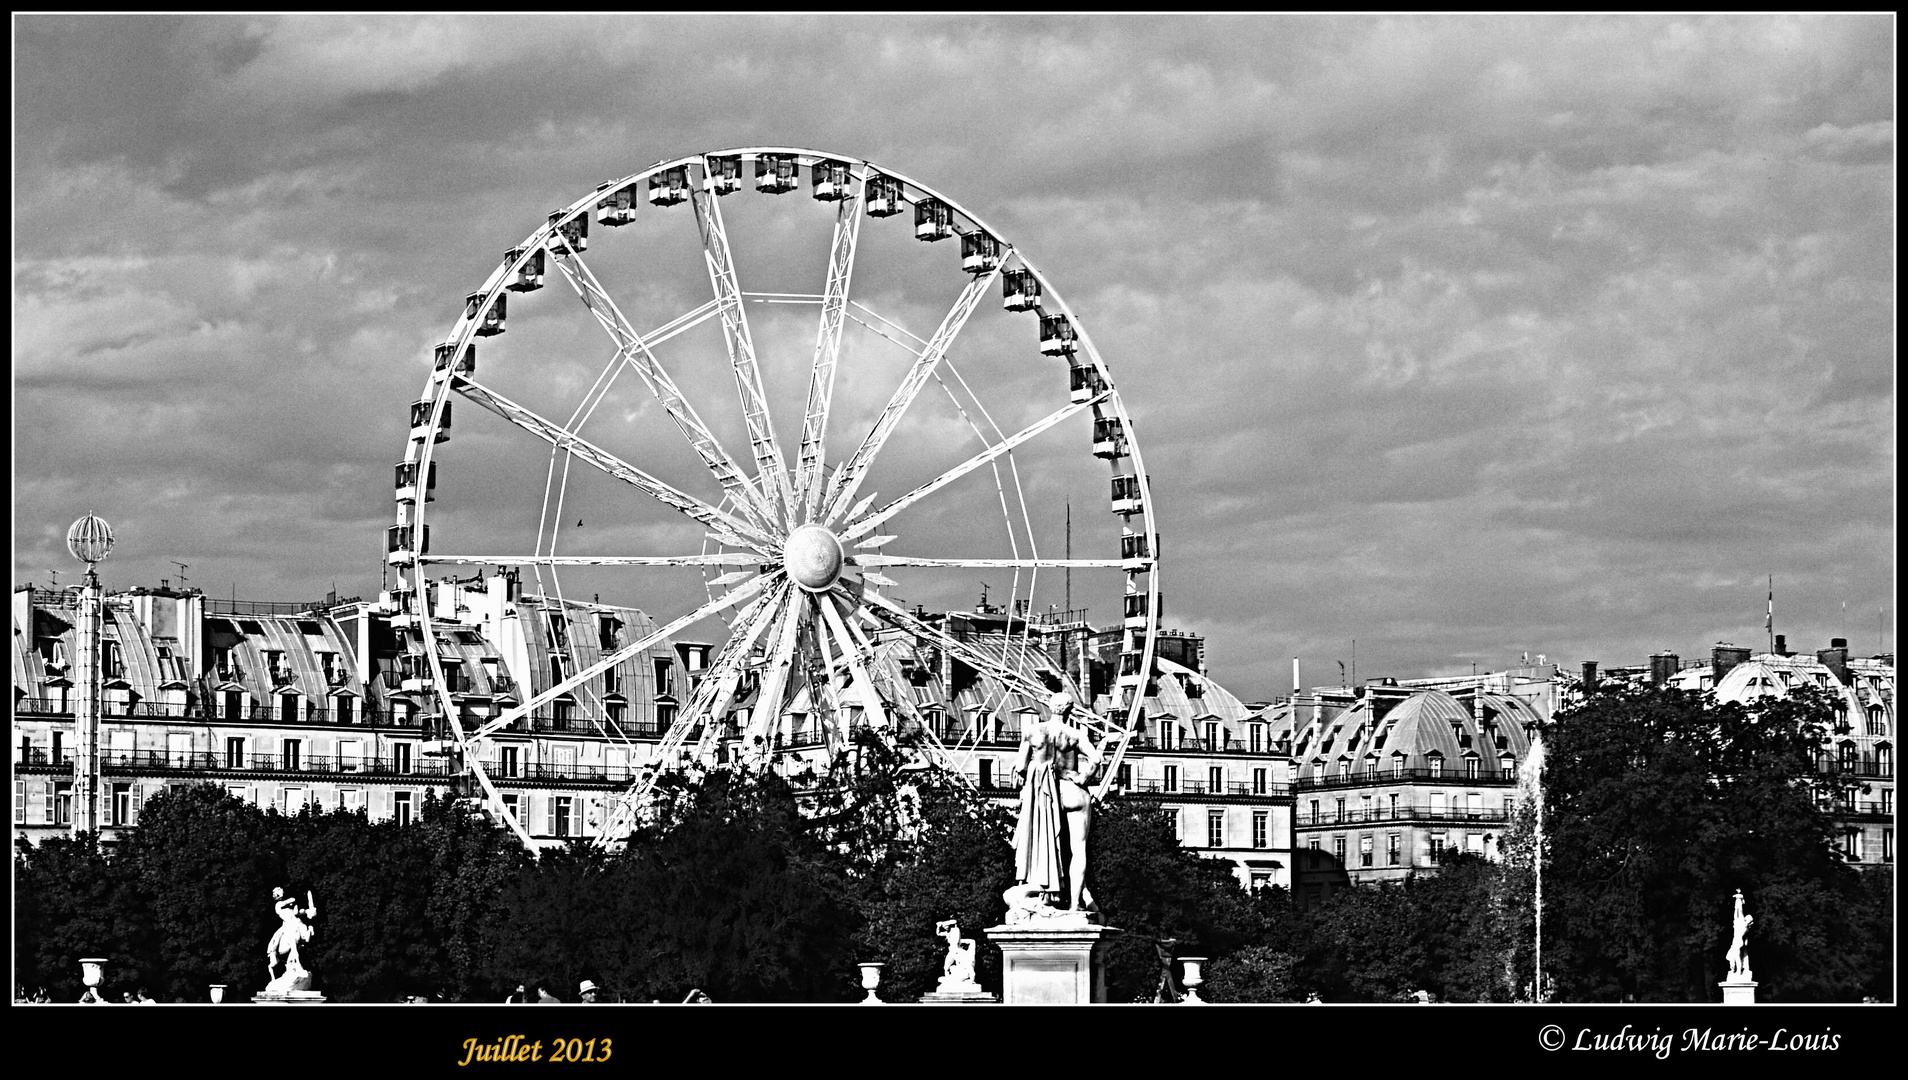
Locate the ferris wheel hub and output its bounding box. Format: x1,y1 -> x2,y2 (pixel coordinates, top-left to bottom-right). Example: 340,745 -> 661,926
783,523 -> 845,592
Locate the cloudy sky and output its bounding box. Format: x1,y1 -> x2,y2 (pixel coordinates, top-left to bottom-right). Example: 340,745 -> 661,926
14,14 -> 1895,700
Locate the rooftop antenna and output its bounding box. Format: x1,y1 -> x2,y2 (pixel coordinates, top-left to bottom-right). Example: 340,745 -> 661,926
47,569 -> 60,590
172,562 -> 189,589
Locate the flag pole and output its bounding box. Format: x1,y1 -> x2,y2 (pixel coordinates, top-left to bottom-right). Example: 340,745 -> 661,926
1766,576 -> 1774,654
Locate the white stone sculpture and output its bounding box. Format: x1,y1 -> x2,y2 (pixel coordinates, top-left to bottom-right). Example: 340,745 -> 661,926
265,887 -> 318,994
1726,889 -> 1753,981
1009,692 -> 1101,918
935,919 -> 982,994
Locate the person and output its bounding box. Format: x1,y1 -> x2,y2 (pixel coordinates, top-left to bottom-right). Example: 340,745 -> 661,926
265,886 -> 318,992
1011,691 -> 1101,913
536,984 -> 560,1003
504,983 -> 528,1003
578,979 -> 600,1003
136,987 -> 156,1004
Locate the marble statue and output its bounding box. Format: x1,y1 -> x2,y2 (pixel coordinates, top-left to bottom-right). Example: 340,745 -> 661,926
1726,889 -> 1753,981
265,887 -> 318,994
1008,691 -> 1101,919
935,919 -> 982,993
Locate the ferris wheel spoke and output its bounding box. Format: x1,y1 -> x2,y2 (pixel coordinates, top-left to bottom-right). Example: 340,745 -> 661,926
840,390 -> 1108,543
470,573 -> 775,741
794,184 -> 866,523
846,586 -> 1125,745
547,251 -> 780,533
691,188 -> 797,526
822,268 -> 1000,528
420,553 -> 764,568
818,591 -> 891,726
853,555 -> 1132,570
452,375 -> 776,552
745,591 -> 809,746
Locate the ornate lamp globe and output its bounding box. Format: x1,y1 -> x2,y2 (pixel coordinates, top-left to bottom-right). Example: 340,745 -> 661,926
66,514 -> 115,566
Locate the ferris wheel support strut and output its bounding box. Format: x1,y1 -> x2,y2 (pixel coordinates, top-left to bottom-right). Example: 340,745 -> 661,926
795,180 -> 865,523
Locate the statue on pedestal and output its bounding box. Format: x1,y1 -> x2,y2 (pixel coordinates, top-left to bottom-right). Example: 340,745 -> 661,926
1725,889 -> 1753,981
1006,692 -> 1101,921
265,887 -> 318,994
934,919 -> 981,994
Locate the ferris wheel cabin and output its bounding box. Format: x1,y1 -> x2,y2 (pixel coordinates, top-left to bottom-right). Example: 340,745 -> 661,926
865,173 -> 904,217
503,248 -> 545,293
465,292 -> 506,337
432,342 -> 474,377
811,160 -> 853,201
1110,473 -> 1144,516
961,232 -> 1003,274
409,399 -> 452,445
1038,313 -> 1077,356
1002,268 -> 1040,311
756,154 -> 800,194
1069,358 -> 1108,403
595,183 -> 638,227
545,211 -> 588,254
393,460 -> 437,505
915,197 -> 955,241
649,165 -> 692,206
1091,416 -> 1127,459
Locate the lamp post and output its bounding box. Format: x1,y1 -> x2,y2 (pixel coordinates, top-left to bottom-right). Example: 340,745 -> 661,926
67,515 -> 115,836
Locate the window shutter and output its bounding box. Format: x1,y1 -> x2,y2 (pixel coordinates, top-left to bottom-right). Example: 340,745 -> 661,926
43,780 -> 54,824
130,784 -> 144,824
543,795 -> 555,837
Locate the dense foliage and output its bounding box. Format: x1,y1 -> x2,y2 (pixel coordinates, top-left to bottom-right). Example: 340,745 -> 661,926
13,687 -> 1891,1003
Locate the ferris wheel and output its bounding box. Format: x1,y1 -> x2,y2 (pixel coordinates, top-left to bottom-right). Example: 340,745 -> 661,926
388,148 -> 1162,848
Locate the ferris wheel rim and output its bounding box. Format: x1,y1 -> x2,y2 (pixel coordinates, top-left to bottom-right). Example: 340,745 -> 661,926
396,147 -> 1162,849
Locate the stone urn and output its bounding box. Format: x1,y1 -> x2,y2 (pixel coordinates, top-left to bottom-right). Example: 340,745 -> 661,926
1179,957 -> 1207,1004
858,962 -> 885,1004
210,984 -> 227,1004
78,958 -> 110,1004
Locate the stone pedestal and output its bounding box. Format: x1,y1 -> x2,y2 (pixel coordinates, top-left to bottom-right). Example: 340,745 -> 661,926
253,990 -> 327,1004
920,986 -> 999,1004
987,921 -> 1119,1004
1719,979 -> 1757,1004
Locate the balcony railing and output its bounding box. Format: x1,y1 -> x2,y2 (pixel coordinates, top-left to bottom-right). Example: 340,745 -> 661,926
1126,778 -> 1293,799
1294,766 -> 1517,791
1295,806 -> 1510,827
95,750 -> 453,778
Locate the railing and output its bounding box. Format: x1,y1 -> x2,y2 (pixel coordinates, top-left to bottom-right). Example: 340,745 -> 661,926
1821,761 -> 1894,779
97,750 -> 453,778
1294,766 -> 1517,791
1295,806 -> 1510,827
17,749 -> 74,767
1126,778 -> 1293,799
205,598 -> 342,616
483,759 -> 638,784
1127,735 -> 1273,756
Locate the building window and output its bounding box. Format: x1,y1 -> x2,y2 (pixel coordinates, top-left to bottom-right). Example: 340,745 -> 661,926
1335,797 -> 1345,823
1388,792 -> 1399,819
1365,758 -> 1377,780
281,739 -> 301,771
111,784 -> 132,826
1252,812 -> 1268,849
394,791 -> 413,827
502,792 -> 520,820
14,781 -> 24,824
1842,828 -> 1862,860
1879,745 -> 1893,776
1204,721 -> 1220,750
1158,720 -> 1174,750
339,739 -> 363,773
280,694 -> 298,724
1337,758 -> 1350,779
1207,810 -> 1225,848
1466,832 -> 1485,854
1387,833 -> 1401,866
1360,794 -> 1373,821
1466,757 -> 1480,779
341,788 -> 363,814
167,732 -> 192,768
335,696 -> 354,725
500,746 -> 520,779
556,796 -> 574,838
1208,766 -> 1223,794
1249,724 -> 1263,753
1359,835 -> 1373,867
1883,789 -> 1894,815
1332,836 -> 1346,864
394,742 -> 412,775
1308,837 -> 1320,850
978,759 -> 993,788
1252,767 -> 1267,795
653,658 -> 673,695
1117,763 -> 1132,789
284,787 -> 307,814
1430,791 -> 1446,816
1884,829 -> 1894,864
1165,807 -> 1181,840
55,782 -> 73,826
1428,754 -> 1443,779
1163,765 -> 1178,792
1429,833 -> 1446,860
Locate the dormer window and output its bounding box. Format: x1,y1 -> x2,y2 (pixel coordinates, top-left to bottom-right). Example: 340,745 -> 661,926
1426,752 -> 1444,779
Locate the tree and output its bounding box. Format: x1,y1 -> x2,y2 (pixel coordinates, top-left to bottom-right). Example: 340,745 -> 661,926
1543,684 -> 1879,1001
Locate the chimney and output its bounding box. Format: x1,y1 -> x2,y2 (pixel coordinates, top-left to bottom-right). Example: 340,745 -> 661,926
1816,640 -> 1850,685
1713,644 -> 1751,682
1649,652 -> 1680,686
1581,660 -> 1599,696
1775,633 -> 1789,656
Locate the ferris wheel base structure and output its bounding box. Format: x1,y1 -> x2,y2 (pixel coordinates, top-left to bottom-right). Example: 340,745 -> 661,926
386,148 -> 1165,850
